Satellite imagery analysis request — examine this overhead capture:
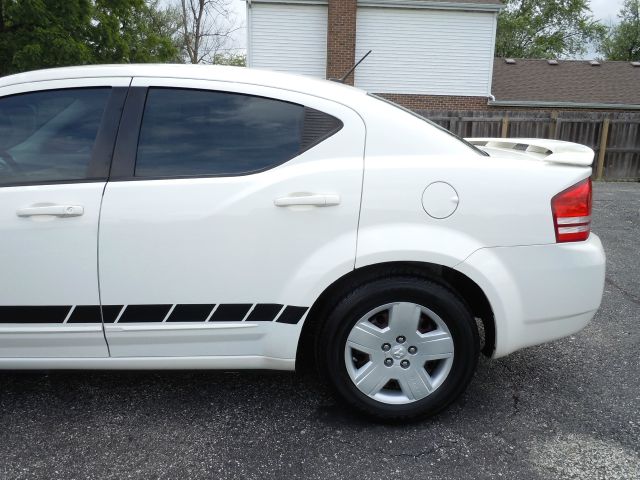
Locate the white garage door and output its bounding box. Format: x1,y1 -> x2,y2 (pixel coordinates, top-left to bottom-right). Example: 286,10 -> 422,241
248,3 -> 328,79
355,7 -> 496,96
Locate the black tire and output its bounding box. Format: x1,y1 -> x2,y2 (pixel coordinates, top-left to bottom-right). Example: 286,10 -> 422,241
316,275 -> 479,422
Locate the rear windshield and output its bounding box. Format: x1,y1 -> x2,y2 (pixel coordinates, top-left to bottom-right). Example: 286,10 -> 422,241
368,94 -> 489,156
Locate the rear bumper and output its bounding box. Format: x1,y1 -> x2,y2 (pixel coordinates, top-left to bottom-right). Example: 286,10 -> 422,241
455,234 -> 606,358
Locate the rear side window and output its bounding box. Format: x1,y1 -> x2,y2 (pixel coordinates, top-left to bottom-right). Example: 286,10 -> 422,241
0,88 -> 110,186
135,88 -> 343,178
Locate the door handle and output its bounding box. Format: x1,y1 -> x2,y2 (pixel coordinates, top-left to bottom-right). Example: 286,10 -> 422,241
17,205 -> 84,218
274,194 -> 341,207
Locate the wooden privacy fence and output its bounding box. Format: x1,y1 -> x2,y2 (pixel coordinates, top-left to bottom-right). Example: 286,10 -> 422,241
417,110 -> 640,181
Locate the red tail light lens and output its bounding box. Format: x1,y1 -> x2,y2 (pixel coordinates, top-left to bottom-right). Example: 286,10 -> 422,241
551,178 -> 592,242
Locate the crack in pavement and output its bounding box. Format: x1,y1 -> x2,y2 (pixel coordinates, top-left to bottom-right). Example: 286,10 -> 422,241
605,276 -> 640,306
329,434 -> 453,460
512,392 -> 520,415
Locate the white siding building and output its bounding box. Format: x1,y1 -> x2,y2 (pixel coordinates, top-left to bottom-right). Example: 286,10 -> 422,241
245,0 -> 502,110
248,3 -> 328,78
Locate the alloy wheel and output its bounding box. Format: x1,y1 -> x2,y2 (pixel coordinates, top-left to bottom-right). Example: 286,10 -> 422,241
344,302 -> 454,405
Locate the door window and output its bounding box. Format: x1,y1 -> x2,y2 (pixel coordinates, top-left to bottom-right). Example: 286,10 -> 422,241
0,88 -> 111,186
135,88 -> 343,178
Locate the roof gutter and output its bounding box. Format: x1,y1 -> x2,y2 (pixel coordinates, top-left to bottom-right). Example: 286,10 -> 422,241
243,0 -> 329,5
358,1 -> 503,11
247,0 -> 503,11
488,99 -> 640,111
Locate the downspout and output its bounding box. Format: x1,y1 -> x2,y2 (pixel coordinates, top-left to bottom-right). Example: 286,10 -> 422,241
486,9 -> 499,105
246,0 -> 252,67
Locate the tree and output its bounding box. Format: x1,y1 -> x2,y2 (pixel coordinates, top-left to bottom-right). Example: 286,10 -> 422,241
177,0 -> 242,64
91,0 -> 181,64
0,0 -> 94,76
0,0 -> 181,77
495,0 -> 607,59
600,0 -> 640,61
212,52 -> 246,66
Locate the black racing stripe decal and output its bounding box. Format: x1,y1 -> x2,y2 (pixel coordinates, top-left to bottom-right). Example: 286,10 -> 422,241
209,304 -> 252,322
0,306 -> 71,324
276,306 -> 308,325
118,305 -> 172,323
245,304 -> 284,322
167,304 -> 215,322
102,305 -> 124,323
0,304 -> 309,324
67,306 -> 102,323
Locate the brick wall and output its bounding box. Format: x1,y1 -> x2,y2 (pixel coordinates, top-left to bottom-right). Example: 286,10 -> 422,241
376,93 -> 491,111
326,0 -> 357,85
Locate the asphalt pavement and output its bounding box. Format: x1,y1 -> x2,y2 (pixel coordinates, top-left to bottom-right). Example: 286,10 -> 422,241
1,182 -> 639,480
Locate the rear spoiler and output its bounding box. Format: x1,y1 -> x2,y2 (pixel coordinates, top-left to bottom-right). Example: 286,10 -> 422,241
465,138 -> 595,167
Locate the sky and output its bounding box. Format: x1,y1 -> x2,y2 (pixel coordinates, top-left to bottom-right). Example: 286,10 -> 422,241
229,0 -> 247,50
586,0 -> 626,57
590,0 -> 626,25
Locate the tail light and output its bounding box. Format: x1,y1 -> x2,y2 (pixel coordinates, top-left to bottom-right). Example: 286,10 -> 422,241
551,178 -> 592,243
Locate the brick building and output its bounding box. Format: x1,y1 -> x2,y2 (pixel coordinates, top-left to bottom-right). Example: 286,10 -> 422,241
245,0 -> 502,109
245,0 -> 640,114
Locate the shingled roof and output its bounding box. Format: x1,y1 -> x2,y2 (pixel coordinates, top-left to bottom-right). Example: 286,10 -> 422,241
492,58 -> 640,108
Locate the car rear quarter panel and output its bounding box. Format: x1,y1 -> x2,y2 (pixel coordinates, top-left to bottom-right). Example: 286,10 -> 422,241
356,152 -> 593,269
353,96 -> 594,264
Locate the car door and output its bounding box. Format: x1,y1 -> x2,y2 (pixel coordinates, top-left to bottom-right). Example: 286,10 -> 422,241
98,77 -> 366,360
0,78 -> 129,359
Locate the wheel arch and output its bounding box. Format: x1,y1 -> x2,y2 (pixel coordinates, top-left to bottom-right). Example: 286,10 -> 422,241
296,261 -> 495,371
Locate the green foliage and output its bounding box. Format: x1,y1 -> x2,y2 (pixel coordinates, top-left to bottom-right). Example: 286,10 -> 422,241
91,0 -> 182,64
600,0 -> 640,61
0,0 -> 93,75
496,0 -> 607,59
0,0 -> 182,76
212,53 -> 246,67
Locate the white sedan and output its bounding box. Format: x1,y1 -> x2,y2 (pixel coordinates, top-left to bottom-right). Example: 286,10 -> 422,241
0,65 -> 605,421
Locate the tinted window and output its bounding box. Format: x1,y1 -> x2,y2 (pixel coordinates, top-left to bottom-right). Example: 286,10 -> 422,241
0,88 -> 110,186
135,88 -> 342,178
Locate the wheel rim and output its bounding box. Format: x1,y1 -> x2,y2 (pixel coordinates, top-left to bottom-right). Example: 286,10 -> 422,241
344,302 -> 455,405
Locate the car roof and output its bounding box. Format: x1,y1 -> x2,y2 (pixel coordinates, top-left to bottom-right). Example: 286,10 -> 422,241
0,64 -> 367,104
